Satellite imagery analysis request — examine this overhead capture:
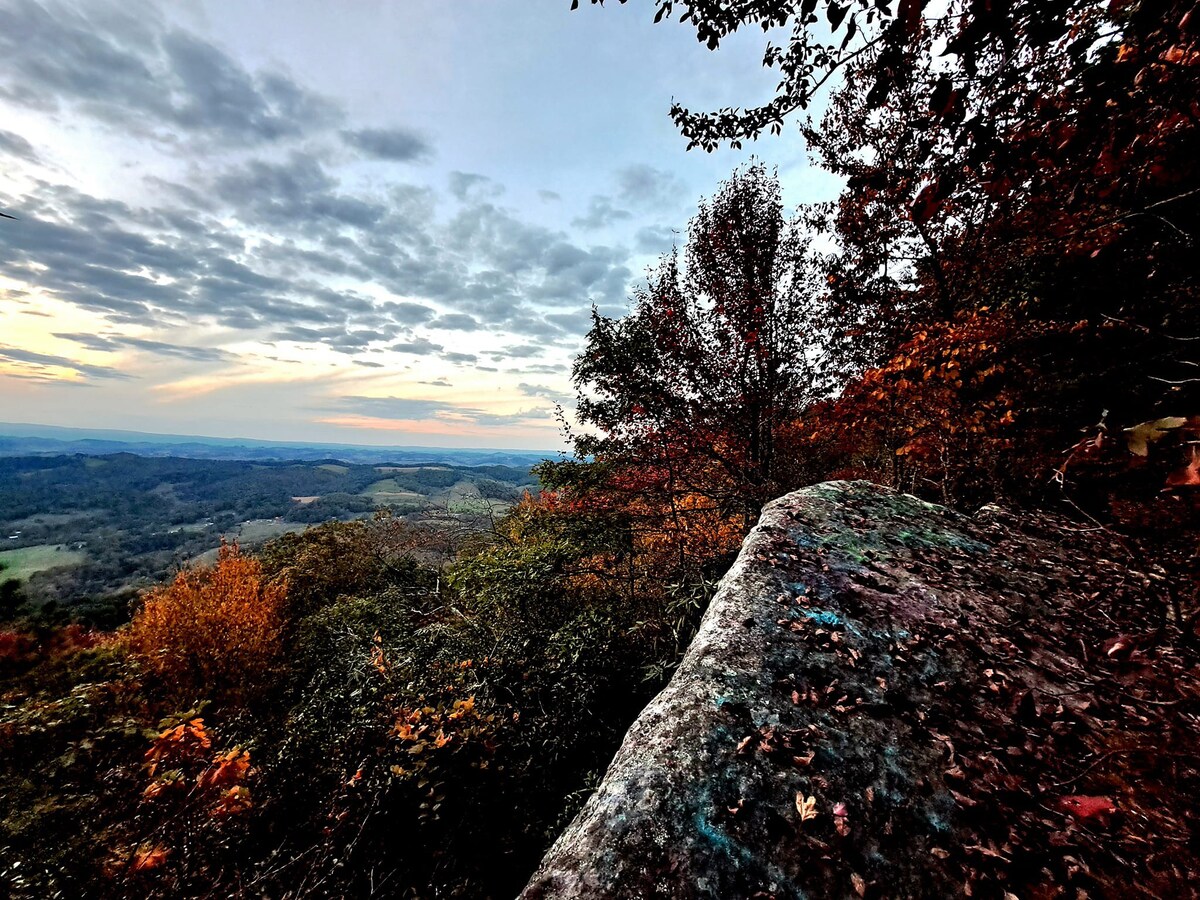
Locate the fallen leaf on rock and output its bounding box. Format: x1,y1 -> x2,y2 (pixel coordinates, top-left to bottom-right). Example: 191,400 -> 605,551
796,793 -> 818,822
1102,634 -> 1137,659
1166,446 -> 1200,487
833,800 -> 850,834
950,789 -> 979,808
964,843 -> 1011,862
1058,795 -> 1117,820
851,872 -> 866,897
1124,417 -> 1186,456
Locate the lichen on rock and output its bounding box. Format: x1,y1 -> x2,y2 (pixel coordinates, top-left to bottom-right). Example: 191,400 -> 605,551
521,481 -> 1200,899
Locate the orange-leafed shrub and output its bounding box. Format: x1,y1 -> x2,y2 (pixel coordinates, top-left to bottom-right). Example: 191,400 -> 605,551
127,543 -> 285,705
0,628 -> 37,673
141,717 -> 256,817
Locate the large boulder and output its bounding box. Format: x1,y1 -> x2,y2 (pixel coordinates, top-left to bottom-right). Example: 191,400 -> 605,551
522,481 -> 1199,899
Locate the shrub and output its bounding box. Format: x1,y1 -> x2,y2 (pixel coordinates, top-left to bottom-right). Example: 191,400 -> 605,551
126,544 -> 284,706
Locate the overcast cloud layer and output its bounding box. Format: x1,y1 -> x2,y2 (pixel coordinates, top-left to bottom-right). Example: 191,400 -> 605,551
0,0 -> 832,448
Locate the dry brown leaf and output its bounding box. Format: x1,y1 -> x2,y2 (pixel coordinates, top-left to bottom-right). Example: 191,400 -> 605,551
796,792 -> 818,822
1124,417 -> 1186,456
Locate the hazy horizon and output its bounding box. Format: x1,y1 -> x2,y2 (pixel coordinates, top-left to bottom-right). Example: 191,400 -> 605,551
0,419 -> 558,454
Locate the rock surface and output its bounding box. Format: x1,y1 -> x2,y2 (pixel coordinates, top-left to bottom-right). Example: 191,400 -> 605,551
521,481 -> 1200,899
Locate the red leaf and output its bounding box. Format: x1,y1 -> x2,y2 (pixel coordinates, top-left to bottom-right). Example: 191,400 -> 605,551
1166,447 -> 1200,487
1058,795 -> 1116,820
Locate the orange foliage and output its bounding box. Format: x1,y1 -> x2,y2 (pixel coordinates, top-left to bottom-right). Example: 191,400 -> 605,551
130,843 -> 170,872
143,717 -> 212,778
0,628 -> 36,671
0,623 -> 111,676
387,692 -> 500,824
142,718 -> 256,818
127,543 -> 286,705
630,493 -> 746,577
796,310 -> 1060,502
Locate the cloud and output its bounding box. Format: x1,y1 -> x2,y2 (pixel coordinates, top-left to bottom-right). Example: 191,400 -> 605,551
52,332 -> 233,362
448,171 -> 503,202
518,382 -> 574,405
538,189 -> 561,202
0,344 -> 134,381
0,128 -> 38,163
572,195 -> 632,231
1,148 -> 634,362
542,308 -> 597,336
271,323 -> 398,353
634,224 -> 679,255
384,301 -> 437,325
337,394 -> 554,428
392,337 -> 444,356
0,179 -> 386,346
443,351 -> 478,365
342,127 -> 432,162
519,362 -> 570,374
162,31 -> 339,143
428,313 -> 480,331
0,0 -> 339,146
494,343 -> 545,360
615,164 -> 688,211
212,153 -> 387,230
441,201 -> 632,316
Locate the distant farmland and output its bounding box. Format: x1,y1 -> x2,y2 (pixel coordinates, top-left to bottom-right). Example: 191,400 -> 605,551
0,543 -> 87,582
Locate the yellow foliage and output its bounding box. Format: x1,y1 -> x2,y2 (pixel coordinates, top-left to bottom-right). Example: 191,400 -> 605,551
631,493 -> 745,576
127,543 -> 286,704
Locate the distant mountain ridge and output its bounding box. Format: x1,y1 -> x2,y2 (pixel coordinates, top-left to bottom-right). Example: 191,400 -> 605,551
0,422 -> 555,468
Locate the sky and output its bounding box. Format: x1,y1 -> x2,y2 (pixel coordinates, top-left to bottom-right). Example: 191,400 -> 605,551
0,0 -> 838,450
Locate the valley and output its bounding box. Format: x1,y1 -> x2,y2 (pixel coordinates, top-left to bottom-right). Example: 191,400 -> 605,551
0,452 -> 540,623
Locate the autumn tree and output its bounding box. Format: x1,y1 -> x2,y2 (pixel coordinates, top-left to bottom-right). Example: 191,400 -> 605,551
127,543 -> 285,705
570,162 -> 823,520
583,0 -> 1200,495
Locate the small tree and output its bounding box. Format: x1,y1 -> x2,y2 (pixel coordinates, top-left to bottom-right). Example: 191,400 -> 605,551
572,162 -> 822,519
127,543 -> 285,706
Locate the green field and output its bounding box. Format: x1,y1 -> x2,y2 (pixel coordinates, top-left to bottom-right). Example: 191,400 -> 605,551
191,520 -> 309,566
362,478 -> 428,506
374,465 -> 451,474
0,451 -> 536,609
10,511 -> 100,529
0,544 -> 87,581
446,480 -> 512,515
